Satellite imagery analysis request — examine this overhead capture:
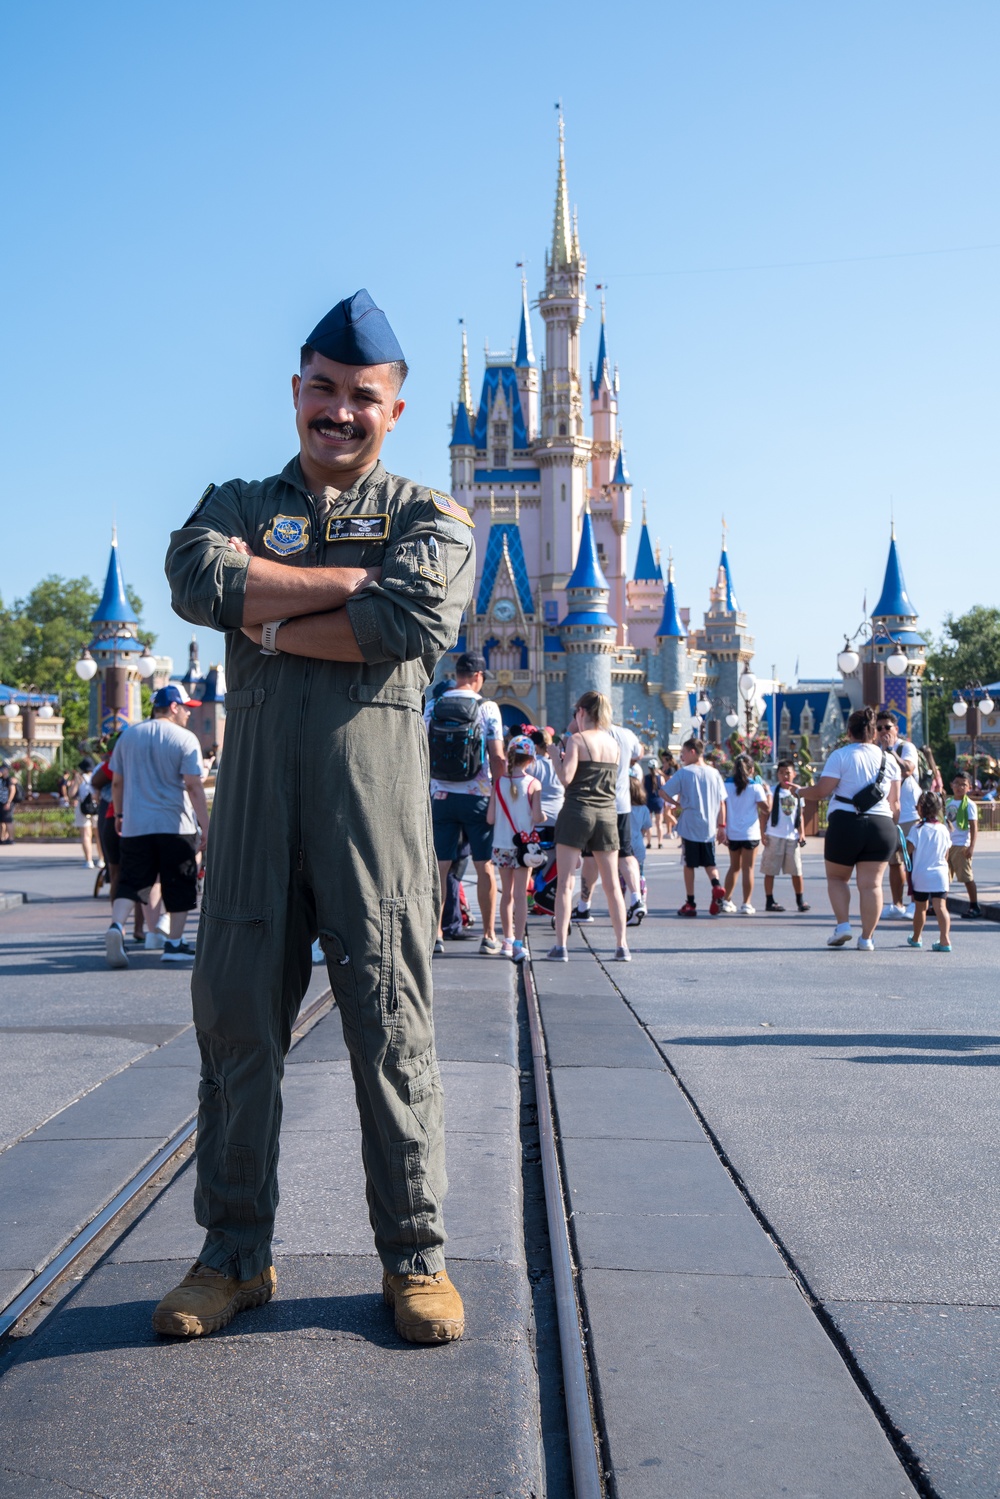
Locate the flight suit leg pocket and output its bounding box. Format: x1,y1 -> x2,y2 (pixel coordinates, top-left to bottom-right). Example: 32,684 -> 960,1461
193,904 -> 274,1045
319,929 -> 365,1063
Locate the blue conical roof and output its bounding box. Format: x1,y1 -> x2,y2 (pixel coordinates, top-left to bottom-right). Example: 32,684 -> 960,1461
567,509 -> 610,593
92,536 -> 137,625
611,444 -> 630,486
450,400 -> 473,447
656,565 -> 684,637
633,520 -> 661,582
872,533 -> 916,618
592,318 -> 610,400
718,548 -> 737,611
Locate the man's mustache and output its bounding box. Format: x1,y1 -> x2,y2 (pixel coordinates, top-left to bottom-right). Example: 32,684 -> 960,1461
309,419 -> 365,440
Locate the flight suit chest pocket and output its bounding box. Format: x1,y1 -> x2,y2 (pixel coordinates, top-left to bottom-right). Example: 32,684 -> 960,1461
382,538 -> 447,600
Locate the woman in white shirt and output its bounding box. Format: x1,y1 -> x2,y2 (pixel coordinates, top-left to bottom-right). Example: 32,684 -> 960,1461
800,706 -> 900,951
720,754 -> 770,914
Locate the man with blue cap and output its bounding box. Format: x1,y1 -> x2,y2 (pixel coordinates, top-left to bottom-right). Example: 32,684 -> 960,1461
159,291 -> 474,1345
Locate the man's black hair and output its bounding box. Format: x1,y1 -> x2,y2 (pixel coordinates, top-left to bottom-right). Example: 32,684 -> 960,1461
299,344 -> 409,390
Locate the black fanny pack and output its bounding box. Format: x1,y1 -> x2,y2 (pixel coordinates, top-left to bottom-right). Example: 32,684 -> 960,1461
834,748 -> 887,813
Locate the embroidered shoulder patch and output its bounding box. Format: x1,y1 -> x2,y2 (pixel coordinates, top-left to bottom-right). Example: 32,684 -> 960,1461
430,491 -> 474,527
184,483 -> 215,526
263,514 -> 311,556
325,513 -> 390,543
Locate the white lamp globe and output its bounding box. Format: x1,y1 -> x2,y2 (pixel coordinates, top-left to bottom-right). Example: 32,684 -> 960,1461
75,651 -> 98,682
980,694 -> 995,715
886,648 -> 908,676
739,670 -> 757,701
953,699 -> 969,718
3,702 -> 19,721
37,703 -> 54,720
838,647 -> 860,675
725,711 -> 740,728
136,649 -> 156,680
696,694 -> 712,717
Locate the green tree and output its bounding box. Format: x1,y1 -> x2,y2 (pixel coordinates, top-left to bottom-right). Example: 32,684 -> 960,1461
924,606 -> 1000,780
0,575 -> 155,752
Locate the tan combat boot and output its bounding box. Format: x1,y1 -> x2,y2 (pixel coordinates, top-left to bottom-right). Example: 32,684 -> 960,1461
152,1260 -> 276,1337
382,1267 -> 464,1344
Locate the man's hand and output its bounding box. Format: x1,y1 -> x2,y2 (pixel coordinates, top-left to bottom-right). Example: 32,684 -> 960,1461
228,536 -> 252,555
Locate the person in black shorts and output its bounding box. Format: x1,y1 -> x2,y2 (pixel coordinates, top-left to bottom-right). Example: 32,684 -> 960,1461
800,706 -> 901,951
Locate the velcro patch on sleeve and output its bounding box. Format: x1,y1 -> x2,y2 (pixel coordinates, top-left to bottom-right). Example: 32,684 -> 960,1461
430,491 -> 474,527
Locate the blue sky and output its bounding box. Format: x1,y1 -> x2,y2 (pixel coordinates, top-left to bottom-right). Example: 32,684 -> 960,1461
1,0 -> 997,683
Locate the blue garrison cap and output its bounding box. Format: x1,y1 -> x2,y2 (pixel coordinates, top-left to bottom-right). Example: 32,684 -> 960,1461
304,289 -> 405,367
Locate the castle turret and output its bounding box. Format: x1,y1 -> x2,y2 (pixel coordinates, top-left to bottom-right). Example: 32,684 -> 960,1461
864,525 -> 927,738
626,496 -> 665,652
690,524 -> 754,719
87,531 -> 147,736
655,552 -> 690,748
560,505 -> 616,703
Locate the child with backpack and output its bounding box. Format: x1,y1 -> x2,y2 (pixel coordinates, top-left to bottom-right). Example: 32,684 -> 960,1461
487,735 -> 542,963
906,791 -> 953,951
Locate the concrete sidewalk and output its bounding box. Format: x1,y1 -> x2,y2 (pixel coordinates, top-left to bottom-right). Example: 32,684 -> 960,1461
572,838 -> 1000,1497
0,953 -> 543,1498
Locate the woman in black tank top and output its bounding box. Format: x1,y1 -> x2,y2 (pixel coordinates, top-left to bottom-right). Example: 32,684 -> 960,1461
548,691 -> 630,962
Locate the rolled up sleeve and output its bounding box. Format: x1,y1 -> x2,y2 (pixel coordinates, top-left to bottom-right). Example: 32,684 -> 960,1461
164,485 -> 251,632
345,503 -> 475,664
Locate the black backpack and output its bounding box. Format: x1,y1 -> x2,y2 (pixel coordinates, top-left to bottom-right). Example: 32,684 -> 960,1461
428,694 -> 485,783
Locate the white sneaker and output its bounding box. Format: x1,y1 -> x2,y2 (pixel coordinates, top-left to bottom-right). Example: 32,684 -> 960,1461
827,924 -> 853,947
739,902 -> 756,915
84,859 -> 95,869
718,899 -> 738,914
857,936 -> 875,951
886,905 -> 907,920
904,903 -> 916,919
500,938 -> 514,959
144,932 -> 166,951
104,923 -> 128,970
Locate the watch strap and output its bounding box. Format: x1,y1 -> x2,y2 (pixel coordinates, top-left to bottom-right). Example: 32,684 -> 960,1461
259,619 -> 287,656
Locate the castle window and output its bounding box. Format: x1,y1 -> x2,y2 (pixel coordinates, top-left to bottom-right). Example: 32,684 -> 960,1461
561,484 -> 566,503
559,422 -> 567,436
546,542 -> 551,561
596,542 -> 606,561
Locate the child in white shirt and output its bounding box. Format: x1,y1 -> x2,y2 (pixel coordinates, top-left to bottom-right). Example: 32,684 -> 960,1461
487,735 -> 543,963
906,792 -> 953,951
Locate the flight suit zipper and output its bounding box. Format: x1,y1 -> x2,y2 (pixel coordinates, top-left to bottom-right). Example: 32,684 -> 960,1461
295,490 -> 320,871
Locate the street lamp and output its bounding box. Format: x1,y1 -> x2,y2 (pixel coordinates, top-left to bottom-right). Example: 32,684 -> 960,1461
695,693 -> 712,719
74,649 -> 98,681
953,683 -> 995,785
3,702 -> 18,721
837,638 -> 860,676
739,667 -> 757,737
136,647 -> 156,680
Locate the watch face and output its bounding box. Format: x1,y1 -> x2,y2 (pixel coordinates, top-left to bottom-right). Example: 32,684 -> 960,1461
493,598 -> 516,622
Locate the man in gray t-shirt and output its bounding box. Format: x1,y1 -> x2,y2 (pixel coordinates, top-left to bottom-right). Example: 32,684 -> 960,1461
663,737 -> 728,916
104,685 -> 209,969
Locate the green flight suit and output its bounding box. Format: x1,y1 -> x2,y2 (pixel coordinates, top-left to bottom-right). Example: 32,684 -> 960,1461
164,456 -> 475,1280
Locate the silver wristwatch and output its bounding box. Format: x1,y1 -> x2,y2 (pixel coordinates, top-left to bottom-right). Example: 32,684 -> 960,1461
259,619 -> 287,656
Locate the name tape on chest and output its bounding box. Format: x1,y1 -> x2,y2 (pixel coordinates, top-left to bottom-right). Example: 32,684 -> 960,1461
325,513 -> 390,543
263,515 -> 311,556
430,491 -> 474,527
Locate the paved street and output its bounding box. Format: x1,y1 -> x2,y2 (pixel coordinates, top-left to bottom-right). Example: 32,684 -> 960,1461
1,837 -> 998,1495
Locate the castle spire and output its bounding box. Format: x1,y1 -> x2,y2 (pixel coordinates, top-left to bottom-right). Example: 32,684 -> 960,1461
92,531 -> 137,626
591,286 -> 611,400
632,504 -> 661,582
515,267 -> 534,367
656,550 -> 684,638
872,528 -> 916,618
551,109 -> 573,269
458,321 -> 473,414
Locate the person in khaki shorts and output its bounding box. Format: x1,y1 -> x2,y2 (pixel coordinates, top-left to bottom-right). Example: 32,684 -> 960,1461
761,758 -> 811,913
155,291 -> 473,1346
946,771 -> 982,918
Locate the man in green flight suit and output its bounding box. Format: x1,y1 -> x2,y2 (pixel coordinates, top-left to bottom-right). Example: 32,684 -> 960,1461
154,290 -> 473,1344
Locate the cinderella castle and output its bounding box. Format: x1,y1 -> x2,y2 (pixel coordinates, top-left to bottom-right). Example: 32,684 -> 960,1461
440,119 -> 930,754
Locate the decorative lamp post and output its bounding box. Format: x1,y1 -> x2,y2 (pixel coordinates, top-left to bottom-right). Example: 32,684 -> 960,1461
953,683 -> 994,785
739,667 -> 757,737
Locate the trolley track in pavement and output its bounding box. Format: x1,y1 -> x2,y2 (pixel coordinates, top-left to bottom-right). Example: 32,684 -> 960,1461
0,984 -> 336,1346
0,947 -> 612,1499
